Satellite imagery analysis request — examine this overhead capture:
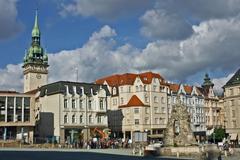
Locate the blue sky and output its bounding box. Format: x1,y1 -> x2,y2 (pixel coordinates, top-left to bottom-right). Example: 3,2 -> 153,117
0,0 -> 240,91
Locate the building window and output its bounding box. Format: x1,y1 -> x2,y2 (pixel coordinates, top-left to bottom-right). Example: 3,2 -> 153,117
89,115 -> 93,124
155,118 -> 159,124
121,97 -> 124,104
88,100 -> 92,110
72,99 -> 76,109
140,85 -> 143,91
135,119 -> 139,125
64,99 -> 68,109
161,97 -> 165,104
233,120 -> 237,128
72,115 -> 76,123
145,95 -> 149,103
154,96 -> 158,103
113,87 -> 117,95
144,85 -> 147,91
136,86 -> 139,92
80,99 -> 83,109
64,115 -> 68,123
100,99 -> 104,110
145,107 -> 149,114
128,86 -> 131,92
120,87 -> 123,93
232,110 -> 235,118
154,107 -> 159,113
161,107 -> 165,113
230,100 -> 234,106
145,117 -> 149,124
230,89 -> 234,96
80,115 -> 83,123
97,116 -> 102,123
113,99 -> 117,105
153,85 -> 157,92
134,108 -> 139,114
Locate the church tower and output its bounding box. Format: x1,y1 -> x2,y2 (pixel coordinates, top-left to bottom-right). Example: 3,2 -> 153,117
23,11 -> 48,93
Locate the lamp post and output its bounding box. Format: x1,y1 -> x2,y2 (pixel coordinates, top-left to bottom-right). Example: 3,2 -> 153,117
213,132 -> 215,144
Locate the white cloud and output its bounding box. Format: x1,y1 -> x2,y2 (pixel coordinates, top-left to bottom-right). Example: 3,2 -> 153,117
212,73 -> 234,95
0,64 -> 23,91
140,9 -> 193,40
0,0 -> 23,40
0,20 -> 240,92
59,0 -> 151,20
135,17 -> 240,82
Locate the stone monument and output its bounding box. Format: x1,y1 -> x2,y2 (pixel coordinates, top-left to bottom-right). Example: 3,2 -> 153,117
164,97 -> 196,146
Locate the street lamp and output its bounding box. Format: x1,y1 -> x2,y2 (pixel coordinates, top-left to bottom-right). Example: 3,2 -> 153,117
213,132 -> 215,144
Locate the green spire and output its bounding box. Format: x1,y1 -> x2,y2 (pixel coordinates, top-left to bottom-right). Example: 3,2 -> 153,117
32,10 -> 40,37
23,10 -> 48,66
202,73 -> 214,88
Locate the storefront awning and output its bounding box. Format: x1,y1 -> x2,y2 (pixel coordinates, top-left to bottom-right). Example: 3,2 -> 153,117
229,133 -> 238,140
148,134 -> 164,138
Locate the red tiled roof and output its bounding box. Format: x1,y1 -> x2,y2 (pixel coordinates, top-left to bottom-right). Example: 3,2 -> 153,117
184,85 -> 193,94
169,83 -> 180,93
96,72 -> 165,87
119,95 -> 149,108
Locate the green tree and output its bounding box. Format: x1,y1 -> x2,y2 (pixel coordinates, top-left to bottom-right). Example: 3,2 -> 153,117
210,127 -> 225,143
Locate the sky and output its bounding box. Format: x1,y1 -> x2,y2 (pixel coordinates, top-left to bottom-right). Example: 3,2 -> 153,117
0,0 -> 240,92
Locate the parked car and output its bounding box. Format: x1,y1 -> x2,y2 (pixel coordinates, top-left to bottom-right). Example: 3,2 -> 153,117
152,141 -> 164,148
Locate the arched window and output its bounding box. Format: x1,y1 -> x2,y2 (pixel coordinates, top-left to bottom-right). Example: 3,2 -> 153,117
64,115 -> 68,123
113,87 -> 117,95
80,115 -> 83,123
72,115 -> 76,123
136,86 -> 139,92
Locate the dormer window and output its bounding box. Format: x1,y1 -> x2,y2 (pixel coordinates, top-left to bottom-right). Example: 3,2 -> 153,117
144,77 -> 147,81
113,87 -> 117,95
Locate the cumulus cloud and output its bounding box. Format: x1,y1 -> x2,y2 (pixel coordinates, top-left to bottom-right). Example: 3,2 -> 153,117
48,25 -> 139,83
0,0 -> 23,40
140,0 -> 240,40
140,9 -> 193,40
1,19 -> 240,92
59,0 -> 151,20
0,64 -> 23,91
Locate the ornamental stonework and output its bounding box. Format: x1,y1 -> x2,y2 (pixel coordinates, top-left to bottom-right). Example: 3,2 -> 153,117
164,98 -> 196,146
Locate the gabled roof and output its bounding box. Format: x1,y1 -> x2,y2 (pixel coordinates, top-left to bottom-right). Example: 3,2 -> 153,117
184,85 -> 193,94
224,68 -> 240,87
119,95 -> 149,108
39,81 -> 110,97
96,72 -> 164,87
169,83 -> 180,93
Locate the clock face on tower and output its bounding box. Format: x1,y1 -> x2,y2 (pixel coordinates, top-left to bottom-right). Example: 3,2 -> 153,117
36,74 -> 41,79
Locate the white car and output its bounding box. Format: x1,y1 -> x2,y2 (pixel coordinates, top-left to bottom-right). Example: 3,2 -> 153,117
153,141 -> 164,148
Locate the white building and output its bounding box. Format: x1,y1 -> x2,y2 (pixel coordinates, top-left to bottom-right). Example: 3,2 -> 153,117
96,72 -> 169,140
168,83 -> 206,140
34,81 -> 110,144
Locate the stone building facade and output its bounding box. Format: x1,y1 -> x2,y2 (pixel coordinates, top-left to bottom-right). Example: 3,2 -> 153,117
35,81 -> 110,144
223,68 -> 240,138
96,72 -> 169,139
